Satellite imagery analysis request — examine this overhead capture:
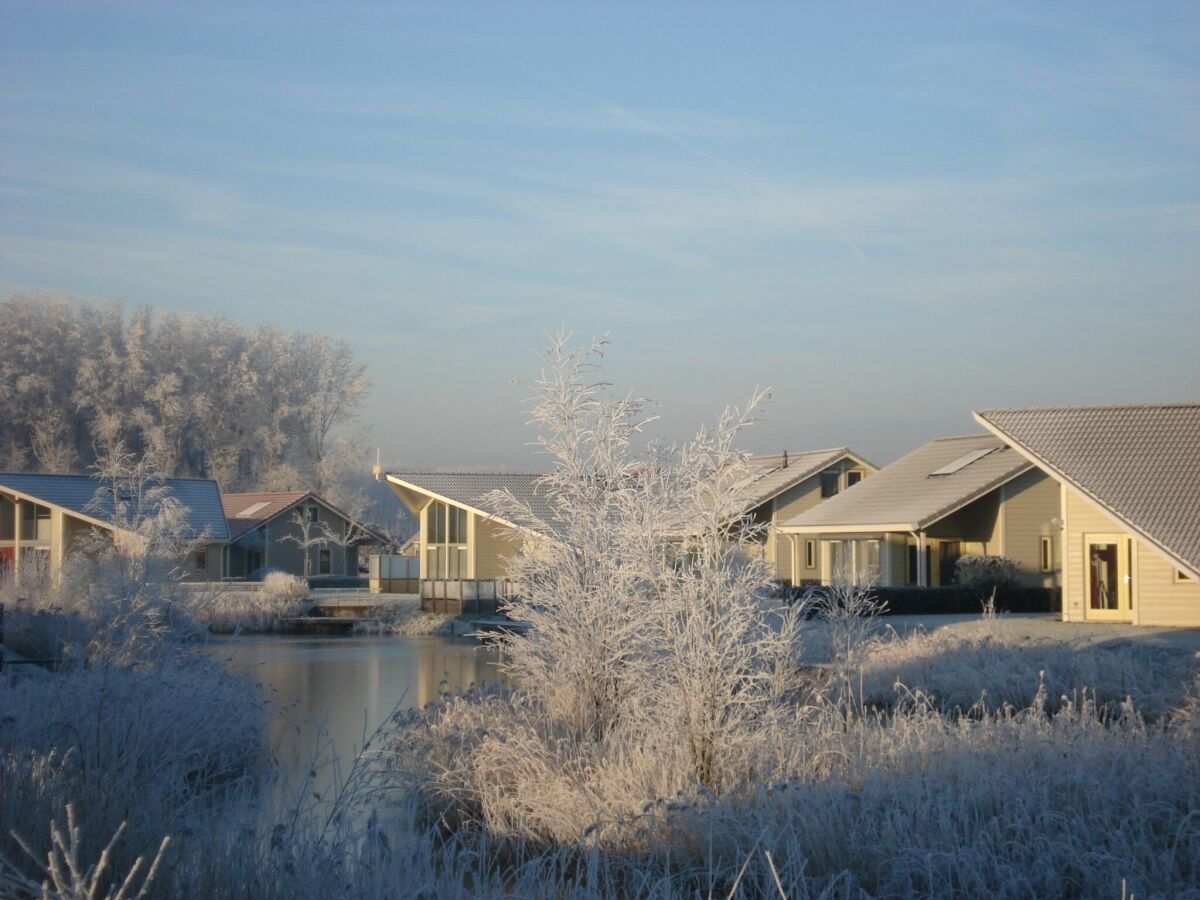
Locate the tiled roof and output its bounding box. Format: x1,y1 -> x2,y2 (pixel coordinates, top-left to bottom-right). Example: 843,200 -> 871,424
0,472 -> 230,541
976,404 -> 1200,576
386,472 -> 558,533
718,448 -> 871,515
221,491 -> 312,540
779,434 -> 1032,532
221,490 -> 390,544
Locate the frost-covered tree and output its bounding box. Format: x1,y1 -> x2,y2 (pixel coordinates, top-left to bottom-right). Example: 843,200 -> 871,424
0,293 -> 376,520
487,332 -> 807,789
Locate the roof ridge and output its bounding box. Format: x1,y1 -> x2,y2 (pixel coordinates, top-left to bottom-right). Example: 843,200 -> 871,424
387,470 -> 543,477
979,402 -> 1200,415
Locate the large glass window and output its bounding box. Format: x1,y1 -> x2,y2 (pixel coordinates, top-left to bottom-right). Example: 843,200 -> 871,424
0,496 -> 14,541
20,502 -> 51,542
425,501 -> 468,578
829,538 -> 880,584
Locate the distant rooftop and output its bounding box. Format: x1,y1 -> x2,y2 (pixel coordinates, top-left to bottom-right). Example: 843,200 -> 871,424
780,434 -> 1031,532
221,490 -> 389,544
717,447 -> 872,515
0,472 -> 230,541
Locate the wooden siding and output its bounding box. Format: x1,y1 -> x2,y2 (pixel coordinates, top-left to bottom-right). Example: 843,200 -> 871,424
1001,469 -> 1061,587
1062,488 -> 1200,625
769,475 -> 834,585
473,515 -> 517,579
1135,541 -> 1200,626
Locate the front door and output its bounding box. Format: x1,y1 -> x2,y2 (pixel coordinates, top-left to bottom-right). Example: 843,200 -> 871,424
1085,534 -> 1132,622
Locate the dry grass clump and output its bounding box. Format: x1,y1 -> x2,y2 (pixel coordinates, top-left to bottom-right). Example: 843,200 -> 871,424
187,588 -> 308,634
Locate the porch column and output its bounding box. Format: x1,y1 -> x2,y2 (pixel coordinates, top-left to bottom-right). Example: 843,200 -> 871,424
917,531 -> 928,587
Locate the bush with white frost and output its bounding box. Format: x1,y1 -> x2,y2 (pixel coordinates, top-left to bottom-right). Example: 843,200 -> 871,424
478,332 -> 807,791
954,553 -> 1018,587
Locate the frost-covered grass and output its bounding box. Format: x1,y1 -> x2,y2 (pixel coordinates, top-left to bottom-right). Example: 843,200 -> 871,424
850,617 -> 1199,715
350,598 -> 457,636
391,623 -> 1200,898
184,586 -> 308,634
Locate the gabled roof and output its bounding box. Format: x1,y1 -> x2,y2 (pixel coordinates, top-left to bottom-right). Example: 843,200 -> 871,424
975,404 -> 1200,579
385,472 -> 555,532
779,434 -> 1032,533
221,491 -> 312,540
221,490 -> 390,544
0,472 -> 230,541
719,447 -> 874,515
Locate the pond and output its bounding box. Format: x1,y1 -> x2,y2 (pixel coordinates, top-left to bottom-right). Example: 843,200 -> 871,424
208,633 -> 505,799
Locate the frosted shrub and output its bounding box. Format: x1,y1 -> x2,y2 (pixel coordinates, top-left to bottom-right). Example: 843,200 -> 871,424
479,332 -> 807,791
262,570 -> 308,600
186,588 -> 307,634
954,553 -> 1018,587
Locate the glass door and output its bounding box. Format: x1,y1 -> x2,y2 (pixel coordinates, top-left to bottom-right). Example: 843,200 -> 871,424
1085,534 -> 1131,622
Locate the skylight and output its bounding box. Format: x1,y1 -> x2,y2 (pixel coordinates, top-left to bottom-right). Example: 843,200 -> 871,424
235,501 -> 271,518
929,447 -> 998,477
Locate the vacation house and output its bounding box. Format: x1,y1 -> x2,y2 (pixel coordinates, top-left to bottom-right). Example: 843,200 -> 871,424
387,448 -> 875,596
778,434 -> 1062,588
717,448 -> 876,585
0,472 -> 229,581
975,404 -> 1199,626
222,491 -> 388,579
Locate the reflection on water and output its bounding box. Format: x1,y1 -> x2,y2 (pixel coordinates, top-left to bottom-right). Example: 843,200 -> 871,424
208,634 -> 505,794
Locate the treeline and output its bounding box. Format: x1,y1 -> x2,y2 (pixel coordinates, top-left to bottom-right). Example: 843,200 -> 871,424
0,293 -> 371,506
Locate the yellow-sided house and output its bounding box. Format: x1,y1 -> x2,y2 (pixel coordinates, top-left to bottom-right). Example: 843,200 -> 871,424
384,472 -> 545,584
976,404 -> 1199,627
715,448 -> 876,585
778,434 -> 1062,589
388,448 -> 875,592
0,472 -> 230,582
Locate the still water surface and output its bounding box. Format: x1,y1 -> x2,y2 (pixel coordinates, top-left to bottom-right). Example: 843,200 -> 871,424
209,634 -> 505,793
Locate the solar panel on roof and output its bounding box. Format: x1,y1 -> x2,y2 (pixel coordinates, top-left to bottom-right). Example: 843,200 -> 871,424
929,446 -> 998,476
236,501 -> 271,518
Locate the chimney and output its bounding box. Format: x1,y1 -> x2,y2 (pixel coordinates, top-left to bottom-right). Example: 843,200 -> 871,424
782,450 -> 788,468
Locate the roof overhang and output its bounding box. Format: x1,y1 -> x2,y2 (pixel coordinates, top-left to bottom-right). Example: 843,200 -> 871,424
384,475 -> 524,533
0,485 -> 125,535
974,412 -> 1200,581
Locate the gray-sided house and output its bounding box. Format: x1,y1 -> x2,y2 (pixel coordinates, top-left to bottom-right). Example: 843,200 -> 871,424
718,449 -> 876,585
976,404 -> 1199,626
222,491 -> 388,579
778,434 -> 1062,588
0,472 -> 229,582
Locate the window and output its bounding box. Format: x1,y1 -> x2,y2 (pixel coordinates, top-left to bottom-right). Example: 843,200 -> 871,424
1176,569 -> 1194,584
831,539 -> 879,583
846,470 -> 863,488
929,447 -> 998,476
425,501 -> 468,578
804,539 -> 816,569
195,548 -> 207,571
819,470 -> 840,498
318,547 -> 331,575
304,504 -> 319,524
1040,536 -> 1053,572
0,496 -> 13,541
20,503 -> 51,542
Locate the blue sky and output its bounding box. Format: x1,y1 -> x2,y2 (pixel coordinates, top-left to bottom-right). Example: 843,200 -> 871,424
2,2 -> 1197,469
